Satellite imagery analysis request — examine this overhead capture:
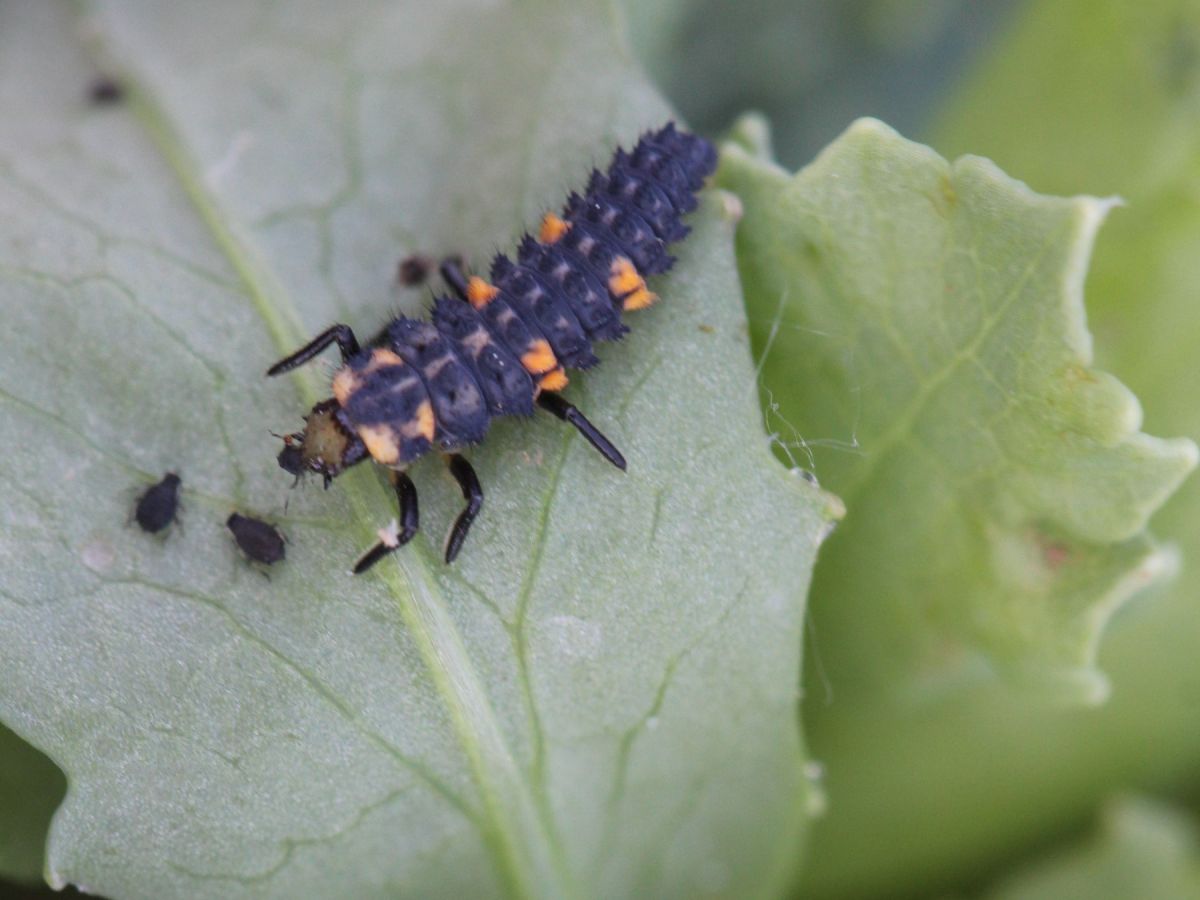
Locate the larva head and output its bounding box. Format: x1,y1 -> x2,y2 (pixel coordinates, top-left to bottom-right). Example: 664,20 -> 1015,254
276,398 -> 367,488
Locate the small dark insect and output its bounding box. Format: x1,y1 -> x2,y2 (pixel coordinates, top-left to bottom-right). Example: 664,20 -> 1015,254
227,513 -> 286,565
134,472 -> 182,533
397,254 -> 435,286
276,434 -> 305,482
268,123 -> 716,572
88,77 -> 125,106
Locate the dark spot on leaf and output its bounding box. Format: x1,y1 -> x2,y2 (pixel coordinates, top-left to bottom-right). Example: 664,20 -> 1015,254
88,76 -> 125,106
397,254 -> 434,286
1158,16 -> 1200,96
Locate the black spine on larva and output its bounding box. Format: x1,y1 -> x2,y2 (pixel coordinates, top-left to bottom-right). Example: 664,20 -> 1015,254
383,316 -> 490,447
430,298 -> 535,417
517,235 -> 626,342
576,124 -> 717,270
338,347 -> 435,461
588,167 -> 687,248
372,124 -> 714,455
562,190 -> 669,276
491,251 -> 599,370
559,216 -> 622,300
474,277 -> 550,359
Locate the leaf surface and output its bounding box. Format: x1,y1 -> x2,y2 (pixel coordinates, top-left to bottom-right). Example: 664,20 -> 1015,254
0,2 -> 833,897
718,115 -> 1195,702
778,3 -> 1200,896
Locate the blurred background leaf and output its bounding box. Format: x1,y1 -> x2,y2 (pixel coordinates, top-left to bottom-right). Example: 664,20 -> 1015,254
0,723 -> 64,885
622,0 -> 1020,168
790,0 -> 1200,897
720,114 -> 1194,703
983,795 -> 1200,900
719,111 -> 1196,898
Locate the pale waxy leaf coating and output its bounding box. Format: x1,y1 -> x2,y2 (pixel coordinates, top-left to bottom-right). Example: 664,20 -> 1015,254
0,1 -> 832,897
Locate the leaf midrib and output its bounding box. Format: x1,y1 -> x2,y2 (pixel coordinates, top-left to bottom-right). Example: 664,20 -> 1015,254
76,9 -> 574,898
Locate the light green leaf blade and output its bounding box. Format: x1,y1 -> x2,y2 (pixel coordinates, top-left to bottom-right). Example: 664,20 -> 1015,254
0,2 -> 833,898
718,115 -> 1196,702
0,724 -> 64,885
986,796 -> 1200,900
784,2 -> 1200,897
932,0 -> 1200,487
775,5 -> 1200,897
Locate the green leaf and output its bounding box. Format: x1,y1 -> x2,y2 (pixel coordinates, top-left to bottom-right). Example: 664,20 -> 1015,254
718,114 -> 1195,702
932,0 -> 1200,475
985,796 -> 1200,900
779,4 -> 1200,897
618,0 -> 1020,169
932,0 -> 1200,201
0,724 -> 64,884
0,2 -> 834,897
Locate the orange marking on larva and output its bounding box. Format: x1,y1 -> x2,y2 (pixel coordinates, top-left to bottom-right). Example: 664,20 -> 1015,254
622,287 -> 657,311
609,257 -> 643,297
521,339 -> 557,375
366,348 -> 405,371
538,369 -> 569,392
539,212 -> 570,244
414,400 -> 435,441
332,367 -> 360,406
358,424 -> 401,466
466,276 -> 499,309
333,350 -> 405,405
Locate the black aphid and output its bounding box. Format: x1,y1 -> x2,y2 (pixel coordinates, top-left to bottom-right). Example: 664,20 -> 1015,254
276,435 -> 305,481
227,513 -> 286,565
134,472 -> 182,533
268,123 -> 716,572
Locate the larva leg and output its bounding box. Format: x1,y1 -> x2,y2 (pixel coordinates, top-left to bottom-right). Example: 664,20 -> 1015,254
267,324 -> 361,376
353,471 -> 419,574
537,392 -> 626,471
443,454 -> 483,564
439,255 -> 471,302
